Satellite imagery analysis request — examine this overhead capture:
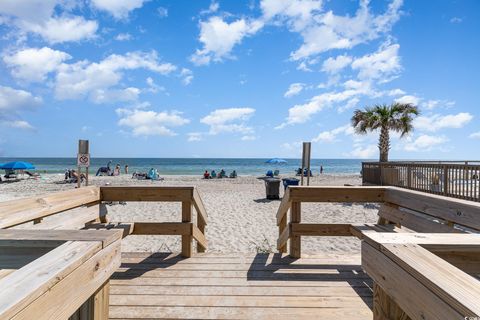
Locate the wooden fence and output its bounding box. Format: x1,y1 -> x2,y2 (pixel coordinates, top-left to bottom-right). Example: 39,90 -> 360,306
362,161 -> 480,202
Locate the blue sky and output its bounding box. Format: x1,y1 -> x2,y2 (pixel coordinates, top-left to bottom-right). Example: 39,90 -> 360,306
0,0 -> 479,159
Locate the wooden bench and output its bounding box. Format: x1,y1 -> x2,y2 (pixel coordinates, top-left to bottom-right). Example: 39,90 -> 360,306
276,186 -> 480,258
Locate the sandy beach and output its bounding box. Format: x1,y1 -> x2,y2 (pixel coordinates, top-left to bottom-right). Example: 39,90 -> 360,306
1,173 -> 379,254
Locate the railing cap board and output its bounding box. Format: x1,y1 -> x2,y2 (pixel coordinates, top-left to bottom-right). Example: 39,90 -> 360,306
287,186 -> 385,203
100,186 -> 196,202
0,186 -> 100,229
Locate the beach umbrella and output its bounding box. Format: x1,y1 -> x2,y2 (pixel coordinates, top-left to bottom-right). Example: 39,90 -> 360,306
0,161 -> 35,170
265,158 -> 287,164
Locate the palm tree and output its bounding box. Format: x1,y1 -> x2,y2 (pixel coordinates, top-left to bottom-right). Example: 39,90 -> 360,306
351,103 -> 419,162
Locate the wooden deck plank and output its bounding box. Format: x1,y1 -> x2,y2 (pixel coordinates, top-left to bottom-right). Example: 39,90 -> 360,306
109,252 -> 373,320
109,285 -> 372,296
109,306 -> 372,319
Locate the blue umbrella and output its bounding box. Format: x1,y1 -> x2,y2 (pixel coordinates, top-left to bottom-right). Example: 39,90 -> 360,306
265,158 -> 287,164
0,161 -> 35,170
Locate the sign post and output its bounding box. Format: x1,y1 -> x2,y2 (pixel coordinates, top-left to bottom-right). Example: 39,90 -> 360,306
77,140 -> 90,187
301,142 -> 311,186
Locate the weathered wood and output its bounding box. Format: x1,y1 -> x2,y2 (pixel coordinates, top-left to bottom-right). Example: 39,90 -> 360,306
93,281 -> 110,320
0,241 -> 102,319
132,222 -> 191,235
0,229 -> 123,249
381,243 -> 480,316
100,186 -> 193,202
27,205 -> 101,230
362,242 -> 463,319
191,225 -> 207,251
288,186 -> 385,203
276,187 -> 291,225
181,201 -> 192,258
290,223 -> 352,236
289,202 -> 301,258
277,221 -> 290,251
12,241 -> 121,320
0,186 -> 100,228
384,187 -> 480,230
373,283 -> 410,320
378,203 -> 460,233
192,188 -> 208,225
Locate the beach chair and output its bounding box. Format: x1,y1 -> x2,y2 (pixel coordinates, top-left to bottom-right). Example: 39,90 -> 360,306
4,169 -> 17,180
25,171 -> 40,179
273,170 -> 280,176
266,170 -> 274,177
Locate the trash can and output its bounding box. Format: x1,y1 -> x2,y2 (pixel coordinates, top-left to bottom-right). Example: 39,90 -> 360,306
264,178 -> 281,200
282,177 -> 300,190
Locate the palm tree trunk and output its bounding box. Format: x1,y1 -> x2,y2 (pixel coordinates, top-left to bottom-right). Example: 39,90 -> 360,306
378,126 -> 390,162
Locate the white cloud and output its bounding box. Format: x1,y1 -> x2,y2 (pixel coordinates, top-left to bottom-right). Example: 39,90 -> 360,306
349,144 -> 377,158
290,0 -> 403,60
191,16 -> 263,65
312,124 -> 353,143
351,43 -> 401,81
201,1 -> 220,15
0,86 -> 42,112
157,7 -> 168,18
26,17 -> 98,43
241,135 -> 256,141
90,87 -> 141,104
91,0 -> 149,19
469,132 -> 480,139
395,94 -> 420,106
115,33 -> 132,41
3,47 -> 71,82
260,0 -> 323,31
7,120 -> 34,130
145,77 -> 165,93
54,51 -> 176,102
321,55 -> 352,73
187,132 -> 203,142
180,68 -> 194,85
200,107 -> 255,135
450,17 -> 462,24
277,80 -> 375,128
117,108 -> 189,137
404,134 -> 448,152
387,88 -> 405,96
414,112 -> 473,132
284,83 -> 305,98
0,1 -> 98,43
420,99 -> 455,110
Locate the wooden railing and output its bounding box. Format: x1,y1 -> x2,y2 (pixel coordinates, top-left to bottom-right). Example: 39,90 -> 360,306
0,185 -> 209,320
99,186 -> 208,257
276,185 -> 480,258
276,186 -> 385,257
362,161 -> 480,202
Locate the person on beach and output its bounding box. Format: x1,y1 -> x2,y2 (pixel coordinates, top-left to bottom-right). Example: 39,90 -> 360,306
211,170 -> 217,178
203,170 -> 211,179
125,165 -> 129,174
219,169 -> 226,178
320,165 -> 324,174
113,164 -> 120,176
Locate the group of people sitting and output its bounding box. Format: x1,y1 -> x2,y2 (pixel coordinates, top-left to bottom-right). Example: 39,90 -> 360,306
64,169 -> 86,183
96,161 -> 129,176
132,168 -> 163,181
203,169 -> 237,179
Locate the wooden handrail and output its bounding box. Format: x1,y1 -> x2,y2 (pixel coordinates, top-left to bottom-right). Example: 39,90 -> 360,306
0,186 -> 100,229
276,186 -> 480,258
1,186 -> 209,258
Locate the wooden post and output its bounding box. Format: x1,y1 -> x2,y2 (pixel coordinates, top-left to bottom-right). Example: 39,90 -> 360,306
182,201 -> 193,257
92,280 -> 110,320
407,165 -> 412,188
443,165 -> 449,196
197,214 -> 206,253
278,213 -> 287,253
373,283 -> 410,320
290,201 -> 301,258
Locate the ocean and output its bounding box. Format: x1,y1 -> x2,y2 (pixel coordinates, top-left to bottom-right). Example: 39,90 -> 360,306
0,158 -> 364,175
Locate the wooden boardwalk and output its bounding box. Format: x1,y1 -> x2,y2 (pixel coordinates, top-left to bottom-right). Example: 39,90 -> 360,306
109,252 -> 373,319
